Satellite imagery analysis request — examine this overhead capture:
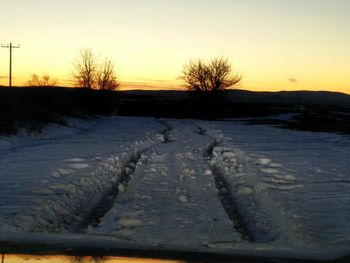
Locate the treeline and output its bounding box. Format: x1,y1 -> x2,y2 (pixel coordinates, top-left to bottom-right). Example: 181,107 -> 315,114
0,87 -> 117,135
2,86 -> 350,135
0,87 -> 287,135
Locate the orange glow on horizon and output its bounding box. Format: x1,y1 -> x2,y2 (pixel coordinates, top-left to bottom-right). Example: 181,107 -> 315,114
1,75 -> 349,95
2,254 -> 184,263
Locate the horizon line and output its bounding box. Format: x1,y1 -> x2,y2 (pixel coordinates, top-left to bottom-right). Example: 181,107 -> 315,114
1,85 -> 349,96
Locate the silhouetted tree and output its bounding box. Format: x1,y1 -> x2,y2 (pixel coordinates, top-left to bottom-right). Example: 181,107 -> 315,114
96,58 -> 120,91
73,49 -> 120,90
26,73 -> 57,87
70,256 -> 106,263
73,48 -> 98,89
181,57 -> 241,92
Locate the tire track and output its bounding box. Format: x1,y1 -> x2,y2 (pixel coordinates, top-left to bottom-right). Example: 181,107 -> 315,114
91,123 -> 241,245
204,140 -> 252,242
199,126 -> 277,243
199,125 -> 309,245
84,121 -> 173,231
83,152 -> 142,230
198,126 -> 252,241
13,129 -> 169,233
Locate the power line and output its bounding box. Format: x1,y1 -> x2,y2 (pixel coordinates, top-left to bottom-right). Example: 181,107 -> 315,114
1,42 -> 20,88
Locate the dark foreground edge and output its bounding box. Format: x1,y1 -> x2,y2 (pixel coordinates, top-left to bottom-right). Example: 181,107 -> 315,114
0,232 -> 349,263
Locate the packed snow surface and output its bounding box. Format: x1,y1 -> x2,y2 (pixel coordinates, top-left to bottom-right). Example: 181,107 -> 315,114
0,116 -> 349,259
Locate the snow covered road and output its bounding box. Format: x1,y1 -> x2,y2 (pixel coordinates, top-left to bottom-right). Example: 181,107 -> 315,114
0,116 -> 350,259
92,123 -> 241,246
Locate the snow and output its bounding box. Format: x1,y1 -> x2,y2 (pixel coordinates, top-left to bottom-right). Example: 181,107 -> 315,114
0,116 -> 163,233
0,116 -> 350,260
257,158 -> 272,166
236,186 -> 253,195
260,168 -> 280,174
204,169 -> 212,176
210,120 -> 350,247
91,123 -> 240,246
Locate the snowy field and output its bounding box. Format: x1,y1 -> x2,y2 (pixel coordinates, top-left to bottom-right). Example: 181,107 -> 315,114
0,116 -> 349,260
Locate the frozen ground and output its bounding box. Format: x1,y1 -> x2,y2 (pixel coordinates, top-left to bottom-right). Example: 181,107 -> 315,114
0,116 -> 349,260
210,120 -> 350,246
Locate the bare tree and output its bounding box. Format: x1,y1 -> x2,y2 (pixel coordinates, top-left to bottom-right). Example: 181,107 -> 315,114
96,58 -> 120,91
70,256 -> 106,263
181,57 -> 241,92
26,73 -> 57,87
73,49 -> 120,90
73,48 -> 98,89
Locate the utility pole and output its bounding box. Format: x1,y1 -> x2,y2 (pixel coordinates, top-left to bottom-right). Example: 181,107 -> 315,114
1,42 -> 20,88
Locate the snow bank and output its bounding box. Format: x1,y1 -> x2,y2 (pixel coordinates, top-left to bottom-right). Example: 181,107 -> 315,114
12,132 -> 165,233
203,127 -> 309,245
0,117 -> 95,153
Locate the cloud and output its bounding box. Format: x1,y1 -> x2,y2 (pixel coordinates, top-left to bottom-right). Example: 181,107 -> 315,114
0,76 -> 8,79
288,78 -> 298,84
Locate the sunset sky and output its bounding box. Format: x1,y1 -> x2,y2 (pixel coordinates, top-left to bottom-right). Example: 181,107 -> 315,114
0,0 -> 349,93
4,254 -> 179,262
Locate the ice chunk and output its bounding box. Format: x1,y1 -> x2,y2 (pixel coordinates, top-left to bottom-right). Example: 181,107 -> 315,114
51,171 -> 61,178
179,195 -> 188,203
154,133 -> 165,143
124,167 -> 132,175
237,186 -> 253,195
118,184 -> 125,193
284,175 -> 296,181
117,218 -> 143,227
204,169 -> 212,176
182,168 -> 195,179
256,158 -> 271,166
270,162 -> 282,168
271,174 -> 297,181
233,172 -> 245,178
260,168 -> 279,174
267,184 -> 303,191
222,151 -> 236,160
57,168 -> 74,175
49,183 -> 70,191
68,163 -> 89,169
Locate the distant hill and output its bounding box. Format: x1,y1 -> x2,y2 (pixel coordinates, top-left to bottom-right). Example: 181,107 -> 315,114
119,89 -> 350,108
226,90 -> 350,107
